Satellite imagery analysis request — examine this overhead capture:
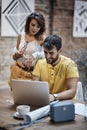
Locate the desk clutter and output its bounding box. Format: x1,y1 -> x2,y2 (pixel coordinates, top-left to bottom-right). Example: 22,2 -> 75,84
1,100 -> 75,130
13,100 -> 75,123
0,88 -> 87,130
0,100 -> 75,130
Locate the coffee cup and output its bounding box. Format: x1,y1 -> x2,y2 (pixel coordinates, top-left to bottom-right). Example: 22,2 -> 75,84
16,105 -> 30,116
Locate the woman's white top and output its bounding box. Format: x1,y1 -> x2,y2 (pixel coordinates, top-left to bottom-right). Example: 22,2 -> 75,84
13,32 -> 44,65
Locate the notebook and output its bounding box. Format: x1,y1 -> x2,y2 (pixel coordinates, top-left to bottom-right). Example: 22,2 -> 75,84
11,79 -> 49,107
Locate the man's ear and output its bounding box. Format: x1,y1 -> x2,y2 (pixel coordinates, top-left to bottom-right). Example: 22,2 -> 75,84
59,48 -> 63,53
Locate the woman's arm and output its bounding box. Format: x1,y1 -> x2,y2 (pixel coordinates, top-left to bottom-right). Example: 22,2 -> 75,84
12,35 -> 23,60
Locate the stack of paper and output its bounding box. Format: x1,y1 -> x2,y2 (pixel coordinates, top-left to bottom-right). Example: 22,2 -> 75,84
75,103 -> 85,116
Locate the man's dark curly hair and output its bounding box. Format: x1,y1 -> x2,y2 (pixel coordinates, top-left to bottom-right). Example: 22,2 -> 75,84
43,35 -> 62,51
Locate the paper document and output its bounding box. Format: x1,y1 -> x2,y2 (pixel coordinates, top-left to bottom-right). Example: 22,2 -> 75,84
75,103 -> 85,116
24,105 -> 50,123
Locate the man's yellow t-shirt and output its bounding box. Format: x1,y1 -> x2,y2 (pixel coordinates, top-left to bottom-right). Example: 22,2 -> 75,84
32,55 -> 79,94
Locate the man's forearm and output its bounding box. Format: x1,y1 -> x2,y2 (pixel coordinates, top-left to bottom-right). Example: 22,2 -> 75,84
53,89 -> 76,101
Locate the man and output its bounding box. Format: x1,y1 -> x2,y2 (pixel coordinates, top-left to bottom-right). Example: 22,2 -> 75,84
32,35 -> 79,102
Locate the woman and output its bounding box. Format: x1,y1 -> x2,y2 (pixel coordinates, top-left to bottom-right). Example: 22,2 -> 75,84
9,12 -> 46,89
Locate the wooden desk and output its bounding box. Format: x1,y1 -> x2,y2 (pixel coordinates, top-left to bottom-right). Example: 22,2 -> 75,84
0,89 -> 87,130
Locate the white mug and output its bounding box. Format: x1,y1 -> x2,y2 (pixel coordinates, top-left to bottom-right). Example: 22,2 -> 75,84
16,105 -> 30,115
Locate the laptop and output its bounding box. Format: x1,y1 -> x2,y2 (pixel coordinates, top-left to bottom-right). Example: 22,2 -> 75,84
11,79 -> 49,107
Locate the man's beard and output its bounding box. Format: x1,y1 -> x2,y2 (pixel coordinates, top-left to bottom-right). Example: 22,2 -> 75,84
46,55 -> 58,65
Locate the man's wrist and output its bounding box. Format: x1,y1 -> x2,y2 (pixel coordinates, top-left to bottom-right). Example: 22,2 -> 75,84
53,94 -> 58,101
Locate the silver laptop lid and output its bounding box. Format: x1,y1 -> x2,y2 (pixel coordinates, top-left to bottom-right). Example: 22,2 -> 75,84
11,79 -> 49,107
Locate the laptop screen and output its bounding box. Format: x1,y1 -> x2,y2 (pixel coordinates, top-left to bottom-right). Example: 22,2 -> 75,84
11,79 -> 49,107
